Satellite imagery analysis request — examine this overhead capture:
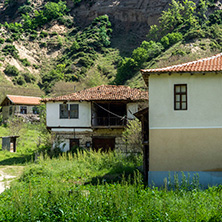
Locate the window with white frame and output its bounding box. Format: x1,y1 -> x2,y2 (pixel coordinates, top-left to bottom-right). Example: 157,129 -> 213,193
60,104 -> 79,119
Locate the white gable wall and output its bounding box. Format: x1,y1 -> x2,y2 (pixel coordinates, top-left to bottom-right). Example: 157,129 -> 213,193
46,101 -> 91,128
149,73 -> 222,129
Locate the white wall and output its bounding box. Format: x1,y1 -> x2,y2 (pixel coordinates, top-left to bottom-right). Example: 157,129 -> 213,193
127,103 -> 138,120
46,101 -> 91,127
149,73 -> 222,129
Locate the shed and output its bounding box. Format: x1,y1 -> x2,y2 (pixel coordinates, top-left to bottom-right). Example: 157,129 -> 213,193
1,136 -> 19,152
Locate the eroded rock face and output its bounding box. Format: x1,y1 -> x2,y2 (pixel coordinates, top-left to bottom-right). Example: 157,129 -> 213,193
70,0 -> 171,41
72,0 -> 169,29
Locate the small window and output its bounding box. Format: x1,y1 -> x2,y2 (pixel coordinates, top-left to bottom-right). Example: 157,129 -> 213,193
70,104 -> 79,119
60,104 -> 68,119
9,106 -> 13,116
32,106 -> 39,114
60,104 -> 79,119
20,106 -> 27,114
174,84 -> 187,110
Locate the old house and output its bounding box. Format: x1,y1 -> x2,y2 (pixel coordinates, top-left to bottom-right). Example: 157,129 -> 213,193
141,53 -> 222,186
43,85 -> 148,152
0,95 -> 41,122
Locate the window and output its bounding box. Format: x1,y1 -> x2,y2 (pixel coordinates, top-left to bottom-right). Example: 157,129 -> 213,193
33,106 -> 39,114
20,106 -> 27,114
9,106 -> 13,116
60,104 -> 79,119
174,84 -> 187,110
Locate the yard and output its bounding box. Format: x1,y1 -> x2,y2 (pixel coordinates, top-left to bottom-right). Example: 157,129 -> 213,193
0,124 -> 221,221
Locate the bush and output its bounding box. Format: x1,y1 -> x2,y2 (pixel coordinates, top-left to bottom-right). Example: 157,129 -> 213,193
5,38 -> 13,43
22,72 -> 36,83
4,64 -> 19,76
209,10 -> 222,25
39,31 -> 48,38
184,28 -> 206,41
18,5 -> 33,14
2,45 -> 19,58
20,58 -> 31,66
161,32 -> 183,49
11,33 -> 20,40
78,56 -> 94,68
115,57 -> 138,84
13,75 -> 26,85
29,33 -> 38,40
172,49 -> 186,56
0,38 -> 5,44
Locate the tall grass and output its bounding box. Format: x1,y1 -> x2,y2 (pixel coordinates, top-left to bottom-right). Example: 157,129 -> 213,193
0,151 -> 221,221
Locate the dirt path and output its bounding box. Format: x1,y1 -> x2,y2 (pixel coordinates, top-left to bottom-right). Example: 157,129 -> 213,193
0,166 -> 24,194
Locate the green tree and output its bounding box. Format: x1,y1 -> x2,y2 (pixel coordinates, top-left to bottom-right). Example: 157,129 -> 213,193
122,119 -> 143,153
115,58 -> 138,84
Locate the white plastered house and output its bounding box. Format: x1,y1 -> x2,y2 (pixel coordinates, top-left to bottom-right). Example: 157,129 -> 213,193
141,53 -> 222,186
42,85 -> 148,152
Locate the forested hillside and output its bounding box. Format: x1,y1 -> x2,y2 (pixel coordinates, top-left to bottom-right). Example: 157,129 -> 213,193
0,0 -> 221,100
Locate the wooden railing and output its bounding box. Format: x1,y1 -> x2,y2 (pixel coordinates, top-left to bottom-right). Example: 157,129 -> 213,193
92,117 -> 127,127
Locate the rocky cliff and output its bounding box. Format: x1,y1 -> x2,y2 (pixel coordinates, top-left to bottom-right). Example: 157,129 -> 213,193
72,0 -> 170,40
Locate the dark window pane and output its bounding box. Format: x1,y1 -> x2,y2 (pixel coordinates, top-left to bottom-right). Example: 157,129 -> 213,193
33,106 -> 39,114
20,106 -> 27,114
60,104 -> 68,119
70,104 -> 79,119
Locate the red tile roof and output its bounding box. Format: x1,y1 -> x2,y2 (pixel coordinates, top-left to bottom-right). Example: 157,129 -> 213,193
141,53 -> 222,74
6,95 -> 41,105
43,85 -> 148,102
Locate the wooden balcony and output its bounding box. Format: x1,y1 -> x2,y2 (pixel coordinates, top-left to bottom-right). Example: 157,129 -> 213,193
92,117 -> 127,128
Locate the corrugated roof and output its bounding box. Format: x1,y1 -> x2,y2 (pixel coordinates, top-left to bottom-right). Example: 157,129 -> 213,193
6,95 -> 41,105
141,53 -> 222,74
42,85 -> 148,102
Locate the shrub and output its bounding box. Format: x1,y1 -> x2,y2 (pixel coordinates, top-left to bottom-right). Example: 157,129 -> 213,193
22,72 -> 36,83
161,32 -> 183,49
4,64 -> 20,76
13,75 -> 26,85
11,33 -> 20,40
18,5 -> 33,14
115,57 -> 138,84
209,10 -> 222,25
2,45 -> 19,58
20,58 -> 31,66
78,56 -> 94,68
40,31 -> 48,38
29,33 -> 38,40
172,49 -> 186,56
33,64 -> 39,69
184,28 -> 205,41
0,38 -> 5,44
5,38 -> 13,43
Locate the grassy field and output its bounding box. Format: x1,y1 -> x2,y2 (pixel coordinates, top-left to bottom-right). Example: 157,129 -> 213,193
0,124 -> 41,165
0,150 -> 221,221
0,125 -> 221,221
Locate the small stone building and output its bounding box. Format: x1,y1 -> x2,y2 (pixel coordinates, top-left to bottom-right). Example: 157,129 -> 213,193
0,95 -> 41,122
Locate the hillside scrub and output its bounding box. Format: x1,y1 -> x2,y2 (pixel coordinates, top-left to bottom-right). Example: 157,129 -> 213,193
114,0 -> 222,84
0,151 -> 221,221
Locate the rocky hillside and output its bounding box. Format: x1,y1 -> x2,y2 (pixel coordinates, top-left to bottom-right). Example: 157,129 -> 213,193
0,0 -> 221,101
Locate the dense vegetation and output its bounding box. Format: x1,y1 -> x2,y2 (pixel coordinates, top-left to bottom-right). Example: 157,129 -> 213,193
115,0 -> 222,84
0,150 -> 221,221
0,0 -> 221,94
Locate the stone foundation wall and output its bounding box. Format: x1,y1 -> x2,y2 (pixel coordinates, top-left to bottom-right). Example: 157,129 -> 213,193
52,128 -> 128,152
